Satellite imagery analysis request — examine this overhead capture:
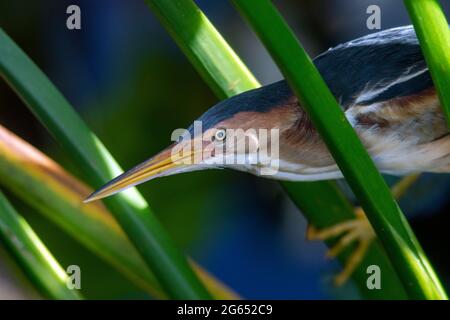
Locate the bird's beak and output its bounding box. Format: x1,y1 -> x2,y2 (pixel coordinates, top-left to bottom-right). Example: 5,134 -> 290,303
84,139 -> 207,203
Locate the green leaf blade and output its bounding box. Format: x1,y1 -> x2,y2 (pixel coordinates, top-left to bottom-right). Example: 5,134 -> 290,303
231,0 -> 446,299
0,191 -> 82,300
145,0 -> 408,299
404,0 -> 450,126
0,28 -> 211,300
145,0 -> 259,99
0,125 -> 239,299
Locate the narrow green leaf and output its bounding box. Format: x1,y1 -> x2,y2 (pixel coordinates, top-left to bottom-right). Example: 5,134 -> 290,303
231,0 -> 446,299
144,0 -> 406,298
144,0 -> 259,99
404,0 -> 450,126
0,125 -> 239,300
0,28 -> 211,300
0,190 -> 81,300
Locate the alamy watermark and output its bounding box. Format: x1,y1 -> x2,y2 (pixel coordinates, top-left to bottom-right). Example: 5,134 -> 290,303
366,5 -> 381,30
170,121 -> 280,175
366,264 -> 381,290
66,5 -> 81,30
66,265 -> 81,290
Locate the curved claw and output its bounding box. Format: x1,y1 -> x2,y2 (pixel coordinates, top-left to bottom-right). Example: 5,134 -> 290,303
306,174 -> 418,286
307,208 -> 375,286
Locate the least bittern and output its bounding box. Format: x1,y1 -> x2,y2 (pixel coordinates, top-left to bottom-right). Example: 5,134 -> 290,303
85,26 -> 448,284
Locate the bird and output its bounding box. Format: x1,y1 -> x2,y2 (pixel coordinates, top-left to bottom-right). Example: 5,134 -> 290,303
84,25 -> 449,283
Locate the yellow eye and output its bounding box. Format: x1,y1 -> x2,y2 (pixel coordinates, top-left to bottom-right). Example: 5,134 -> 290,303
214,128 -> 227,141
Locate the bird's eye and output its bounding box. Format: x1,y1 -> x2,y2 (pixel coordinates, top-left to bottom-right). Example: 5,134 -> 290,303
214,128 -> 227,142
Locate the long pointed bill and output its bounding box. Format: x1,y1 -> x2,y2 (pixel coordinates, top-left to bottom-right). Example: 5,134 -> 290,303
84,142 -> 203,203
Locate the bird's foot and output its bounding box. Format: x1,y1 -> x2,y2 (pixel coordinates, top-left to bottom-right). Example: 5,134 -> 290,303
307,208 -> 375,286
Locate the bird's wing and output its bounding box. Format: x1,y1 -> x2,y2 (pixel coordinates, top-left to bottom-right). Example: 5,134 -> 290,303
314,25 -> 433,109
313,26 -> 448,144
347,87 -> 444,139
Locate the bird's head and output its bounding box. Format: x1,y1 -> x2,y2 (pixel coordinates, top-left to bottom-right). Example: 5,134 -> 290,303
84,81 -> 308,202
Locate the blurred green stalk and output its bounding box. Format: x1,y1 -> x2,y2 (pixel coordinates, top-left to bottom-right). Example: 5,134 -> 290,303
0,28 -> 210,300
0,125 -> 238,300
404,0 -> 450,126
145,0 -> 259,100
144,0 -> 407,298
0,191 -> 81,300
231,0 -> 446,300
